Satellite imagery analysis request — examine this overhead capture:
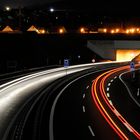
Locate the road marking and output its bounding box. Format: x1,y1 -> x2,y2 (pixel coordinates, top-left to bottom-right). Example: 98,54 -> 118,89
107,87 -> 109,91
109,100 -> 113,105
83,94 -> 85,99
108,83 -> 111,86
88,125 -> 95,136
49,67 -> 118,140
107,93 -> 110,97
110,79 -> 114,82
86,85 -> 89,89
124,122 -> 133,132
83,106 -> 86,112
113,109 -> 120,116
114,76 -> 117,79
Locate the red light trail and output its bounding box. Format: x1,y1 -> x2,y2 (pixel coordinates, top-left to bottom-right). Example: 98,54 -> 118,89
91,65 -> 140,139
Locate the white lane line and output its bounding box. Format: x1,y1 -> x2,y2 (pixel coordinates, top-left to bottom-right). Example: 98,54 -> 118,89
107,87 -> 110,91
107,93 -> 110,98
110,79 -> 114,82
119,72 -> 140,108
113,109 -> 120,116
83,106 -> 86,113
124,122 -> 133,132
49,67 -> 118,140
114,76 -> 117,79
108,83 -> 111,86
83,94 -> 85,99
86,85 -> 89,89
88,125 -> 95,136
109,100 -> 113,105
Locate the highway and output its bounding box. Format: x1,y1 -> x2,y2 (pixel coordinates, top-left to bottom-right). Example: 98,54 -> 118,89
49,68 -> 120,140
0,63 -> 96,140
0,61 -> 140,140
92,65 -> 140,139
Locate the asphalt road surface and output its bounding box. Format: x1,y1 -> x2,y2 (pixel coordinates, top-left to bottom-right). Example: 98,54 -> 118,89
1,62 -> 140,140
50,65 -> 140,140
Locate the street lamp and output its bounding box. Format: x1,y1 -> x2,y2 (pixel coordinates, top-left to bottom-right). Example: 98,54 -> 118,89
59,28 -> 64,34
80,27 -> 85,33
50,8 -> 54,12
5,6 -> 11,11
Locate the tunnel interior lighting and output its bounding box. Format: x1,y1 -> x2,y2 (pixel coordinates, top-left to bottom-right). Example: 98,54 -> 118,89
116,50 -> 140,61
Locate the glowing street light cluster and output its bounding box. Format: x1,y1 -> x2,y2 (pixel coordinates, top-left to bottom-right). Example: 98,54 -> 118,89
99,28 -> 122,33
97,27 -> 140,34
110,29 -> 120,34
2,6 -> 140,36
2,24 -> 140,35
59,28 -> 64,34
125,28 -> 140,34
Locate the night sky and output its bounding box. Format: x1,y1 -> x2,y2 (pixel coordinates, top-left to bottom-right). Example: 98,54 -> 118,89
0,0 -> 60,8
0,0 -> 139,15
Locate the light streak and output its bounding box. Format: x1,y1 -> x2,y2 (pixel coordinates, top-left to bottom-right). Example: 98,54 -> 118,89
91,65 -> 140,139
92,71 -> 128,140
101,66 -> 140,139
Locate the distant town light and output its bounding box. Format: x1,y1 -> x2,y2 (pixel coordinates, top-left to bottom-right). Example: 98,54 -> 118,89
36,29 -> 39,34
111,30 -> 115,33
59,28 -> 64,34
78,55 -> 81,59
137,28 -> 140,32
39,29 -> 45,34
50,8 -> 54,12
115,28 -> 119,33
80,27 -> 85,33
5,6 -> 10,11
103,28 -> 107,33
130,28 -> 135,33
126,29 -> 129,34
